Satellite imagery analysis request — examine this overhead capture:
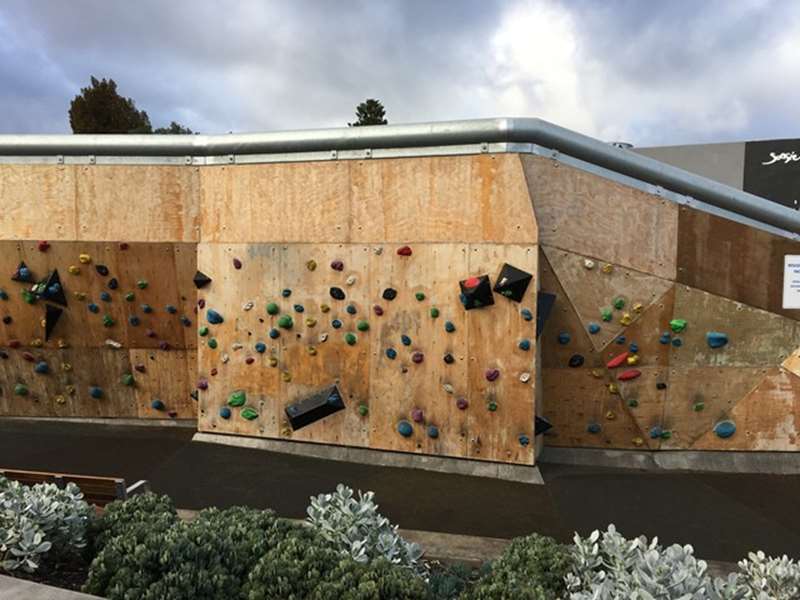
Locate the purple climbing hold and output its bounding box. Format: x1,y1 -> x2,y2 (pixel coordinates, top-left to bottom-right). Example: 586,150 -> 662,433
412,351 -> 424,364
159,341 -> 170,351
331,260 -> 344,271
485,368 -> 500,382
197,378 -> 209,390
456,397 -> 469,410
233,258 -> 243,270
411,408 -> 424,423
373,305 -> 384,316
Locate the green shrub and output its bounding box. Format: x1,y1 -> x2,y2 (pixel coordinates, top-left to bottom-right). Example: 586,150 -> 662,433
464,533 -> 572,600
87,491 -> 177,555
425,562 -> 481,599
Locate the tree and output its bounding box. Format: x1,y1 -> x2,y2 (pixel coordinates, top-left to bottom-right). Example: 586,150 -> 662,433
348,99 -> 388,127
153,121 -> 193,134
69,77 -> 152,134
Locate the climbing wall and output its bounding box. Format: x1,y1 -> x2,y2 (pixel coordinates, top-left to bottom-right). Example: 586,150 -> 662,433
525,155 -> 800,451
196,155 -> 540,464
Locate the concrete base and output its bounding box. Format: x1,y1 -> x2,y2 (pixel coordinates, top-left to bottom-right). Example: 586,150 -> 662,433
193,432 -> 544,485
540,446 -> 800,475
0,574 -> 100,599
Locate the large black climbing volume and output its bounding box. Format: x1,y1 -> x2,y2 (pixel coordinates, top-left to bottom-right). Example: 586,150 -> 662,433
44,304 -> 63,341
285,384 -> 345,430
459,275 -> 494,310
193,270 -> 212,289
494,263 -> 533,302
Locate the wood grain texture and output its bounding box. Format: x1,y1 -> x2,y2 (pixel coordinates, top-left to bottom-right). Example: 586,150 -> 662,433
522,155 -> 678,279
677,206 -> 800,320
0,166 -> 78,241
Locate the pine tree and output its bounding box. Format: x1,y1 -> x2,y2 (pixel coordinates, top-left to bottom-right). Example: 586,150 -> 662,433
348,99 -> 388,127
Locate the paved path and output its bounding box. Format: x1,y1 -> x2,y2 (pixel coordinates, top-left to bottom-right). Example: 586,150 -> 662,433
2,419 -> 799,562
0,574 -> 99,599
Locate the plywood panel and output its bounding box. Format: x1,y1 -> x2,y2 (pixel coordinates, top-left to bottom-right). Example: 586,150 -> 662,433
522,155 -> 678,279
0,165 -> 78,240
129,349 -> 196,419
677,206 -> 800,320
606,286 -> 675,370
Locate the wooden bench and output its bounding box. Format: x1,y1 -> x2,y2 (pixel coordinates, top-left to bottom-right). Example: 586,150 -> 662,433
0,468 -> 146,507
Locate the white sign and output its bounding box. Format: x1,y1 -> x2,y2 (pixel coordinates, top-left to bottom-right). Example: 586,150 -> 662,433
783,255 -> 800,309
763,151 -> 800,166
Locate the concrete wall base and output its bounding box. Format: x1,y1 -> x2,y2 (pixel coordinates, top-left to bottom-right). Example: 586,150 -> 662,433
193,432 -> 544,484
540,446 -> 800,475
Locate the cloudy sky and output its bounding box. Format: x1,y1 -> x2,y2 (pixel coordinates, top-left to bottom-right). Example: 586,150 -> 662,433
0,0 -> 798,146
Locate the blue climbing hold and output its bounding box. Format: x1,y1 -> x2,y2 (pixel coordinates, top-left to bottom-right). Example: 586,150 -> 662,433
713,420 -> 736,439
518,434 -> 530,447
108,278 -> 118,290
180,316 -> 191,327
269,328 -> 280,339
100,291 -> 111,302
401,334 -> 412,346
0,290 -> 7,300
385,347 -> 397,359
129,315 -> 140,326
671,337 -> 683,348
88,303 -> 99,313
151,399 -> 165,411
568,354 -> 584,368
346,304 -> 357,315
141,304 -> 153,314
332,319 -> 343,329
588,323 -> 601,334
397,420 -> 413,437
207,309 -> 224,324
255,342 -> 267,353
219,407 -> 232,419
649,426 -> 663,439
521,308 -> 533,321
18,267 -> 30,280
629,343 -> 639,353
34,361 -> 48,374
165,304 -> 177,314
444,321 -> 456,333
557,332 -> 571,345
587,423 -> 601,434
48,283 -> 61,296
616,336 -> 626,345
427,425 -> 439,439
659,332 -> 671,345
294,304 -> 305,313
281,289 -> 292,297
518,339 -> 531,351
707,331 -> 728,349
89,386 -> 103,399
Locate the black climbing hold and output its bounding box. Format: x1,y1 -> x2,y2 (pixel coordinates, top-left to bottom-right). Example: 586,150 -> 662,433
568,354 -> 584,368
535,416 -> 554,436
165,304 -> 177,314
11,262 -> 33,283
285,384 -> 345,430
141,304 -> 153,313
330,287 -> 346,300
95,265 -> 109,277
493,263 -> 533,302
536,292 -> 556,339
331,319 -> 342,329
382,288 -> 397,301
2,316 -> 10,325
129,315 -> 141,326
656,382 -> 667,390
401,334 -> 412,346
459,275 -> 494,310
443,353 -> 455,364
44,304 -> 63,341
108,278 -> 118,290
31,270 -> 67,307
281,289 -> 292,297
193,270 -> 212,289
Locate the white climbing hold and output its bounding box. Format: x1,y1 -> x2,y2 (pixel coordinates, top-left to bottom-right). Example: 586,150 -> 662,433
346,275 -> 356,286
519,372 -> 531,383
231,342 -> 243,351
583,259 -> 595,270
242,302 -> 254,311
442,383 -> 454,394
221,353 -> 230,364
374,247 -> 383,255
319,332 -> 329,343
104,339 -> 122,349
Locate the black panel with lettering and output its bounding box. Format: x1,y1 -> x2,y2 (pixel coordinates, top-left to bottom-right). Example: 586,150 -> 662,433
743,139 -> 800,209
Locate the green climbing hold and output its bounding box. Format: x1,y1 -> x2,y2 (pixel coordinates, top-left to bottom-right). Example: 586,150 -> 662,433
137,279 -> 148,289
627,399 -> 638,408
613,297 -> 625,310
430,307 -> 440,318
208,338 -> 218,349
125,292 -> 135,302
693,401 -> 705,412
415,292 -> 426,301
670,319 -> 687,333
356,320 -> 369,332
198,326 -> 209,337
121,373 -> 134,386
358,404 -> 369,416
344,332 -> 357,345
266,302 -> 279,315
102,315 -> 115,327
278,315 -> 293,329
21,290 -> 36,304
487,400 -> 498,412
241,406 -> 259,420
600,307 -> 613,322
14,383 -> 28,396
228,390 -> 246,407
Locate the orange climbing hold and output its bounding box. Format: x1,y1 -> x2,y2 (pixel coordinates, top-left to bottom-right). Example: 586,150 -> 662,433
618,368 -> 642,381
606,351 -> 629,369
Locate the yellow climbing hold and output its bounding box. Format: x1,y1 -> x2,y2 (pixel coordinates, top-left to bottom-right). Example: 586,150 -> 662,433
306,259 -> 317,271
268,356 -> 278,367
73,291 -> 87,301
281,371 -> 292,382
605,410 -> 616,420
30,338 -> 42,348
308,346 -> 317,356
608,383 -> 619,395
57,339 -> 68,349
65,385 -> 76,395
632,302 -> 643,313
320,304 -> 330,313
281,425 -> 293,437
40,318 -> 46,329
620,312 -> 632,326
591,368 -> 604,379
632,437 -> 644,447
68,265 -> 80,275
601,263 -> 613,274
55,395 -> 66,405
61,363 -> 72,372
79,253 -> 91,264
627,354 -> 640,366
305,317 -> 317,327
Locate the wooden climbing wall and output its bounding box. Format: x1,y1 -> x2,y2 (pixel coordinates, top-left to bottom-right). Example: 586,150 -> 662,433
525,154 -> 800,451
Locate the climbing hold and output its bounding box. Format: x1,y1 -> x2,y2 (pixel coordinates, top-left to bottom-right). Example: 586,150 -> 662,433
331,319 -> 342,329
306,259 -> 317,271
583,259 -> 595,270
693,401 -> 705,412
73,292 -> 87,301
632,302 -> 643,313
627,355 -> 640,366
281,289 -> 292,297
385,348 -> 397,359
557,332 -> 571,345
151,399 -> 166,411
79,254 -> 91,264
123,292 -> 135,302
670,319 -> 687,333
618,369 -> 641,381
373,305 -> 384,316
8,340 -> 20,348
0,290 -> 6,301
134,364 -> 146,373
233,258 -> 243,270
129,315 -> 141,326
519,372 -> 532,383
100,291 -> 111,302
320,304 -> 330,313
180,316 -> 192,327
254,342 -> 267,354
193,271 -> 212,288
613,297 -> 625,310
518,339 -> 531,351
656,382 -> 667,390
145,329 -> 156,338
411,408 -> 424,423
281,371 -> 291,382
411,351 -> 424,364
346,275 -> 357,286
14,384 -> 28,396
330,287 -> 346,301
358,403 -> 369,417
241,301 -> 254,312
266,302 -> 280,315
415,292 -> 425,301
121,373 -> 134,386
518,434 -> 530,447
21,290 -> 37,305
2,316 -> 10,324
228,390 -> 246,407
268,356 -> 278,367
706,332 -> 728,349
714,420 -> 736,438
396,246 -> 412,256
37,240 -> 50,252
302,317 -> 316,328
34,361 -> 48,374
307,346 -> 317,356
68,265 -> 80,275
627,398 -> 639,408
608,383 -> 620,394
319,333 -> 328,343
600,308 -> 613,322
456,397 -> 469,410
382,288 -> 397,301
568,354 -> 584,368
629,343 -> 639,353
397,420 -> 413,437
22,352 -> 35,362
400,334 -> 411,346
427,425 -> 439,439
619,313 -> 632,326
12,262 -> 33,283
587,323 -> 600,334
444,321 -> 456,333
158,341 -> 170,351
141,304 -> 153,314
493,264 -> 533,302
87,303 -> 99,314
459,275 -> 494,310
606,352 -> 629,369
219,407 -> 231,419
631,437 -> 644,447
101,315 -> 114,327
89,386 -> 103,399
208,338 -> 218,349
54,395 -> 65,405
442,383 -> 454,394
344,332 -> 357,345
95,265 -> 110,277
649,426 -> 667,439
587,423 -> 601,434
245,356 -> 255,364
671,338 -> 683,348
485,368 -> 500,382
356,320 -> 369,332
605,410 -> 616,420
136,279 -> 148,289
601,264 -> 613,274
346,304 -> 357,315
198,326 -> 209,337
443,353 -> 455,364
659,332 -> 671,345
616,336 -> 626,345
292,304 -> 305,313
267,326 -> 280,340
330,260 -> 344,271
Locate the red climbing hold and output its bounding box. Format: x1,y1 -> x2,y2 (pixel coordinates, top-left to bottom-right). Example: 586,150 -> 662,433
8,340 -> 20,349
606,352 -> 629,369
331,260 -> 344,271
618,369 -> 642,381
233,258 -> 242,270
245,356 -> 255,364
373,305 -> 384,316
37,241 -> 50,252
198,299 -> 206,309
464,276 -> 481,289
210,368 -> 218,376
134,364 -> 146,373
119,242 -> 129,250
21,352 -> 35,362
396,246 -> 412,256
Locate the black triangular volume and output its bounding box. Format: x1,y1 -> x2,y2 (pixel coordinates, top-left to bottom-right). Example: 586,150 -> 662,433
193,270 -> 212,289
493,263 -> 533,303
34,270 -> 68,307
11,261 -> 33,283
536,292 -> 556,339
285,384 -> 345,430
458,274 -> 494,310
45,304 -> 63,341
535,416 -> 554,436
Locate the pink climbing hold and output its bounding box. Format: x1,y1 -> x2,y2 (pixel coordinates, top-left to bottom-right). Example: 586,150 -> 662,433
411,408 -> 424,423
197,378 -> 209,390
331,260 -> 344,271
456,397 -> 469,410
412,351 -> 424,364
134,364 -> 146,373
618,368 -> 642,381
373,305 -> 384,316
396,245 -> 412,256
245,356 -> 255,365
464,276 -> 481,289
485,368 -> 500,382
37,241 -> 50,252
606,352 -> 629,369
233,258 -> 243,270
